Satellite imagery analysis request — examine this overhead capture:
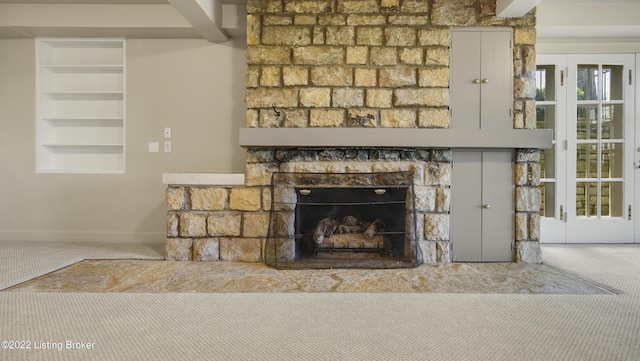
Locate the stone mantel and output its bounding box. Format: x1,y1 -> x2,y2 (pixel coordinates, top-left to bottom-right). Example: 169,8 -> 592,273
239,128 -> 553,149
162,173 -> 244,186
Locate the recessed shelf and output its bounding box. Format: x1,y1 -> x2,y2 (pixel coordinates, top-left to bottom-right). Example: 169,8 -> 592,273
36,38 -> 126,174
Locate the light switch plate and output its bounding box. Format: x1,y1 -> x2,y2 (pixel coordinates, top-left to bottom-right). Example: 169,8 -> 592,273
148,142 -> 159,153
164,141 -> 172,153
164,127 -> 171,138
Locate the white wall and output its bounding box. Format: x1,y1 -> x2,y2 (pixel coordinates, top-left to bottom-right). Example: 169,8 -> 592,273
0,37 -> 247,244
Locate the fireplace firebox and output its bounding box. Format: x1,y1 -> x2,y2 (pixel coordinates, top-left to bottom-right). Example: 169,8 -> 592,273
265,172 -> 422,269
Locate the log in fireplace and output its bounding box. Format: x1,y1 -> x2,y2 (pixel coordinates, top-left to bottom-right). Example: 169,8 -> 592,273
265,172 -> 422,269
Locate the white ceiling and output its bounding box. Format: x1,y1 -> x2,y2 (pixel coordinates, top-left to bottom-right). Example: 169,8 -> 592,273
0,0 -> 638,43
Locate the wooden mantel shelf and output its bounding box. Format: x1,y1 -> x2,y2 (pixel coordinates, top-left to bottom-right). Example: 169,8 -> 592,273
239,128 -> 553,149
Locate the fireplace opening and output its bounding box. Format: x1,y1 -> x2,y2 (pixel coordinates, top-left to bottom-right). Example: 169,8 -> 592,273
265,172 -> 422,269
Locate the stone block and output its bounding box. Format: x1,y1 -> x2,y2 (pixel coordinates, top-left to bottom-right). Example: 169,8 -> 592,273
419,240 -> 438,264
310,109 -> 345,127
347,108 -> 378,127
419,67 -> 449,87
192,238 -> 220,261
424,213 -> 449,241
311,66 -> 352,86
293,46 -> 344,65
435,187 -> 450,212
245,109 -> 259,127
414,186 -> 436,212
300,88 -> 331,107
516,149 -> 540,163
401,0 -> 428,12
356,27 -> 383,45
245,163 -> 278,187
394,88 -> 449,107
246,46 -> 292,65
207,212 -> 242,236
263,15 -> 293,25
260,66 -> 280,87
389,15 -> 428,26
326,26 -> 355,45
516,187 -> 541,212
426,162 -> 451,186
285,0 -> 333,13
167,213 -> 179,237
515,212 -> 528,241
370,47 -> 397,66
399,48 -> 423,65
243,212 -> 270,238
515,76 -> 537,99
379,67 -> 416,87
333,88 -> 364,107
338,0 -> 379,13
418,29 -> 450,46
516,241 -> 542,263
229,188 -> 262,211
354,68 -> 377,87
179,213 -> 207,237
514,163 -> 528,186
514,27 -> 536,45
166,187 -> 187,211
529,213 -> 540,241
366,89 -> 393,108
219,238 -> 263,262
294,15 -> 317,25
246,66 -> 259,88
432,0 -> 477,26
436,241 -> 451,263
346,46 -> 368,65
247,0 -> 282,14
258,109 -> 283,127
425,47 -> 449,66
272,186 -> 297,211
190,188 -> 228,211
385,27 -> 416,46
348,15 -> 386,26
246,88 -> 298,108
166,238 -> 192,261
418,108 -> 450,128
283,109 -> 309,127
380,109 -> 416,128
318,14 -> 347,26
246,14 -> 261,45
282,66 -> 308,86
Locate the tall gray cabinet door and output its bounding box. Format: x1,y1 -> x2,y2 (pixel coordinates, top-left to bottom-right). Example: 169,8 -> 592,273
479,31 -> 512,130
450,29 -> 512,130
452,151 -> 514,262
450,31 -> 482,130
480,151 -> 514,262
451,151 -> 483,262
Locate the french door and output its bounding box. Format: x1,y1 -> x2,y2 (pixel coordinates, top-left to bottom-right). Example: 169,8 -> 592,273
537,54 -> 637,243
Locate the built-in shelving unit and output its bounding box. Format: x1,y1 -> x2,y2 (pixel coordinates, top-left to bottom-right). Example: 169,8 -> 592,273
36,38 -> 125,173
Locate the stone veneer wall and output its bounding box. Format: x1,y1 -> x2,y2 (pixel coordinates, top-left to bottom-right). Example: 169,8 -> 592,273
165,0 -> 542,263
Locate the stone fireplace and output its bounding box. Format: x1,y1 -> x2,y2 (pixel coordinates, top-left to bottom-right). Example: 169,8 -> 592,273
164,0 -> 550,265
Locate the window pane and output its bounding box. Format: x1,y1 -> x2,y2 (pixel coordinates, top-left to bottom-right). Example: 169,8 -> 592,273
601,143 -> 623,178
540,148 -> 555,179
536,104 -> 556,140
577,64 -> 599,101
535,65 -> 555,101
576,105 -> 598,140
601,104 -> 623,139
539,182 -> 555,218
602,65 -> 623,101
601,182 -> 623,217
576,144 -> 598,178
576,182 -> 598,217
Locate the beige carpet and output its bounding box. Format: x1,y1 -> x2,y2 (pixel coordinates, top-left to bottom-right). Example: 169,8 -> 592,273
1,243 -> 639,360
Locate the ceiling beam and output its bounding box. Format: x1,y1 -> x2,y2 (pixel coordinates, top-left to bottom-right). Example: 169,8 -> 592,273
496,0 -> 541,18
167,0 -> 229,43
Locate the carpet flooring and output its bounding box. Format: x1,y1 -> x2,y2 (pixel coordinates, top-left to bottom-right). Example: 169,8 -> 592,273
1,242 -> 639,360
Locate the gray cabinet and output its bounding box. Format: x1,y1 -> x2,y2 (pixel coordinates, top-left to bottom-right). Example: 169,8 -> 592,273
450,29 -> 512,130
451,151 -> 514,262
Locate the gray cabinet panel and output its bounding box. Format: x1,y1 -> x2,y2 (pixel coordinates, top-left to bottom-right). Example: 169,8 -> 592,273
451,29 -> 512,131
452,150 -> 514,262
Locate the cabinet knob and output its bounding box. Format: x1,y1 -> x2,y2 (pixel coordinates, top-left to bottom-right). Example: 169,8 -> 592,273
481,78 -> 489,83
482,204 -> 491,209
472,79 -> 480,84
